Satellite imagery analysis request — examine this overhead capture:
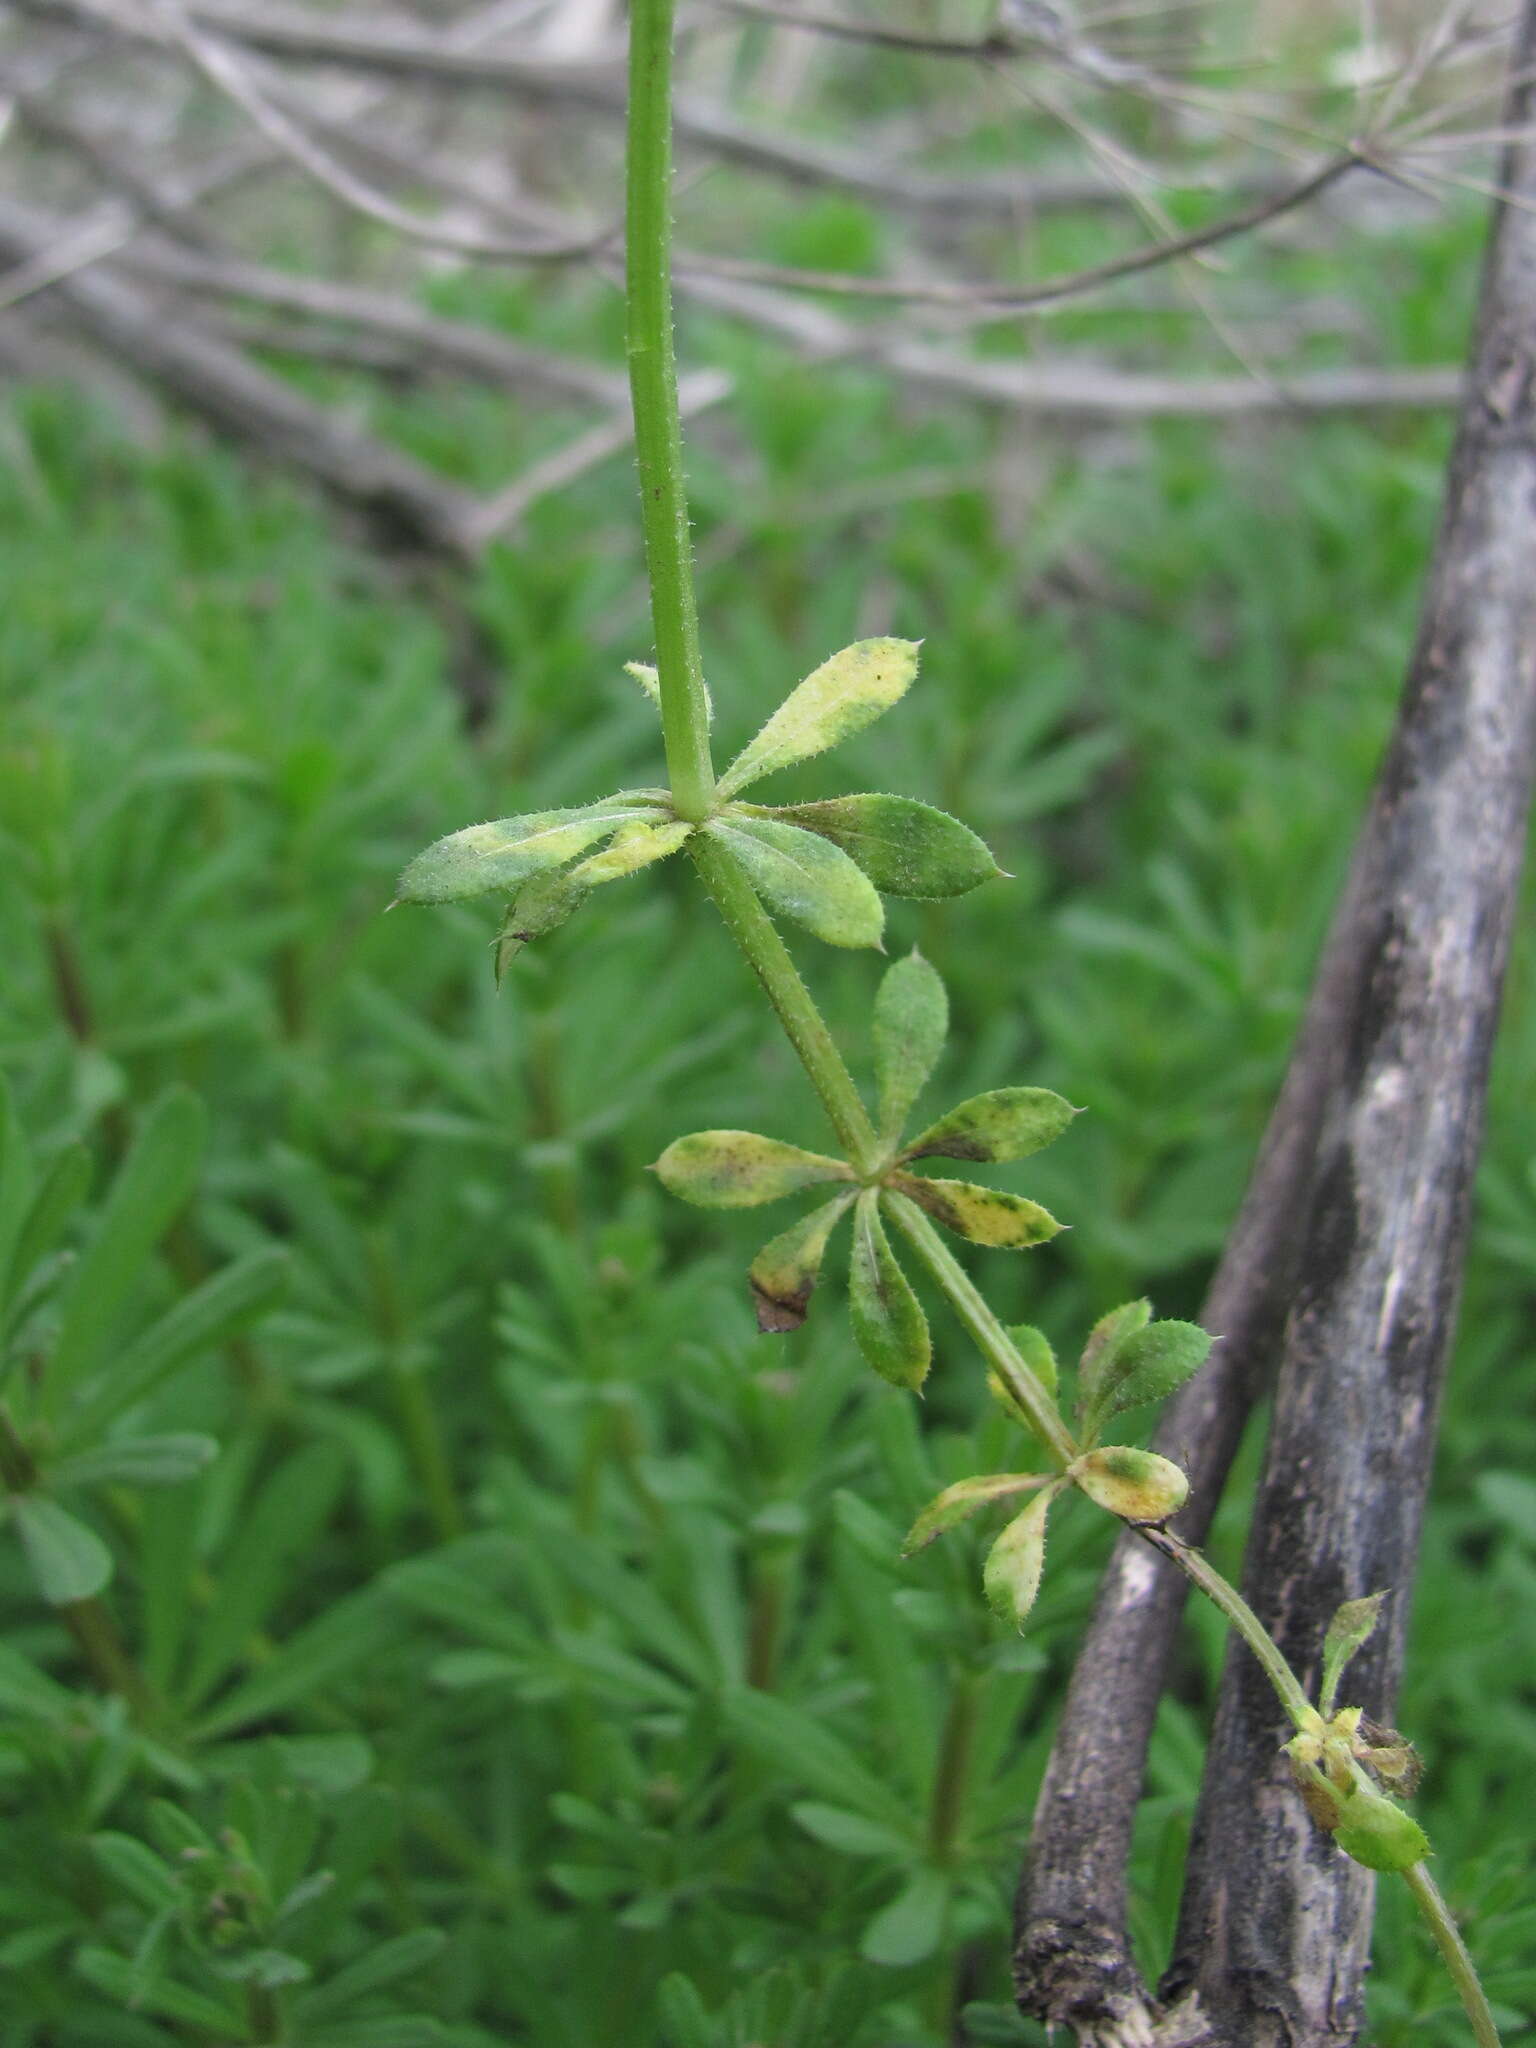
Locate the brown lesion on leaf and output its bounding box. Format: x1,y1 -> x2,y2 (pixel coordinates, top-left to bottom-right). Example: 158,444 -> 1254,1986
751,1274 -> 815,1333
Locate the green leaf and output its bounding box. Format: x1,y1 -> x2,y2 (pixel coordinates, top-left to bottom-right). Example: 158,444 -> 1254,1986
706,815 -> 884,949
982,1489 -> 1053,1628
860,1866 -> 952,1967
748,1192 -> 855,1331
569,816 -> 693,884
1076,1299 -> 1152,1429
74,1947 -> 249,2035
1092,1319 -> 1212,1426
11,1495 -> 114,1604
397,799 -> 663,904
655,1974 -> 715,2048
46,1089 -> 206,1406
770,793 -> 998,899
906,1086 -> 1077,1165
721,1686 -> 911,1829
1320,1591 -> 1387,1717
2,1142 -> 89,1317
790,1802 -> 912,1858
62,1248 -> 288,1447
292,1930 -> 447,2024
655,1131 -> 852,1209
195,1584 -> 390,1739
1005,1326 -> 1059,1404
52,1433 -> 218,1490
1069,1447 -> 1189,1523
0,1641 -> 73,1718
891,1175 -> 1061,1250
717,637 -> 920,799
873,951 -> 948,1143
493,865 -> 590,981
902,1472 -> 1051,1554
849,1191 -> 929,1390
88,1833 -> 180,1912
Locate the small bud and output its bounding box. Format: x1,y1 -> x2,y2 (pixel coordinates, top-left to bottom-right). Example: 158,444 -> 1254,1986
1333,1787 -> 1430,1874
1069,1446 -> 1189,1523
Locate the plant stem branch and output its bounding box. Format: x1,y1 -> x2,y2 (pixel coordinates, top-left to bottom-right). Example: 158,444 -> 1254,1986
1401,1862 -> 1503,2048
61,1596 -> 164,1724
885,1196 -> 1078,1469
625,0 -> 715,822
1141,1527 -> 1312,1728
689,835 -> 877,1166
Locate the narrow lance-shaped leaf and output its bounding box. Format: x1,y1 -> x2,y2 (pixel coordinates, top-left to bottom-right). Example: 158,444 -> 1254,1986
872,951 -> 948,1144
1320,1590 -> 1387,1717
706,815 -> 884,950
51,1434 -> 219,1491
717,637 -> 920,799
11,1495 -> 114,1604
749,1192 -> 855,1332
1090,1319 -> 1213,1428
47,1089 -> 206,1409
848,1190 -> 930,1390
1070,1446 -> 1189,1523
655,1131 -> 853,1209
905,1087 -> 1077,1165
891,1174 -> 1061,1250
983,1487 -> 1055,1628
2,1141 -> 89,1317
903,1472 -> 1052,1555
399,799 -> 664,905
767,793 -> 999,899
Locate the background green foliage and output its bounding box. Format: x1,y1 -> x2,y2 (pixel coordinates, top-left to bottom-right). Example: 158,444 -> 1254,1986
1,189 -> 1534,2045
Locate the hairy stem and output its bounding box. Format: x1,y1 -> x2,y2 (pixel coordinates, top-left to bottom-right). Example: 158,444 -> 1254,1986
690,834 -> 878,1167
1401,1862 -> 1502,2048
885,1195 -> 1078,1469
1141,1526 -> 1312,1728
625,0 -> 714,822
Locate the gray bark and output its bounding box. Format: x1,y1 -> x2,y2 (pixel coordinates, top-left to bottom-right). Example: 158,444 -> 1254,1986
1016,5 -> 1536,2040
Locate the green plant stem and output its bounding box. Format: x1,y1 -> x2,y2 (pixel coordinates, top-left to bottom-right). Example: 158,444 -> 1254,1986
690,834 -> 878,1167
927,1670 -> 979,1862
1401,1862 -> 1503,2048
1143,1527 -> 1312,1728
885,1195 -> 1079,1468
60,1596 -> 163,1725
625,0 -> 715,822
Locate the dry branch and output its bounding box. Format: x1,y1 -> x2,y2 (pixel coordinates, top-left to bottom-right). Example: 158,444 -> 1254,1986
1015,8 -> 1536,2040
0,194 -> 482,556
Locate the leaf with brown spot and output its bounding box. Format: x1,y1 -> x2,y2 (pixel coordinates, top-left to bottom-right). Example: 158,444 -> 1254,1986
748,1193 -> 855,1332
904,1087 -> 1077,1165
890,1174 -> 1061,1249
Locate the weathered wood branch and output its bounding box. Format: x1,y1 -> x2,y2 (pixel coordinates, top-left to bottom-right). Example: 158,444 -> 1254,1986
1016,8 -> 1536,2041
1164,9 -> 1536,2035
0,195 -> 483,557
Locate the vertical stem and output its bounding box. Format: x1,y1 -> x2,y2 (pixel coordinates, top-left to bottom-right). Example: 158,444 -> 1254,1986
885,1195 -> 1079,1469
625,0 -> 715,822
61,1597 -> 163,1725
1401,1863 -> 1503,2048
689,835 -> 878,1165
927,1671 -> 979,1862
